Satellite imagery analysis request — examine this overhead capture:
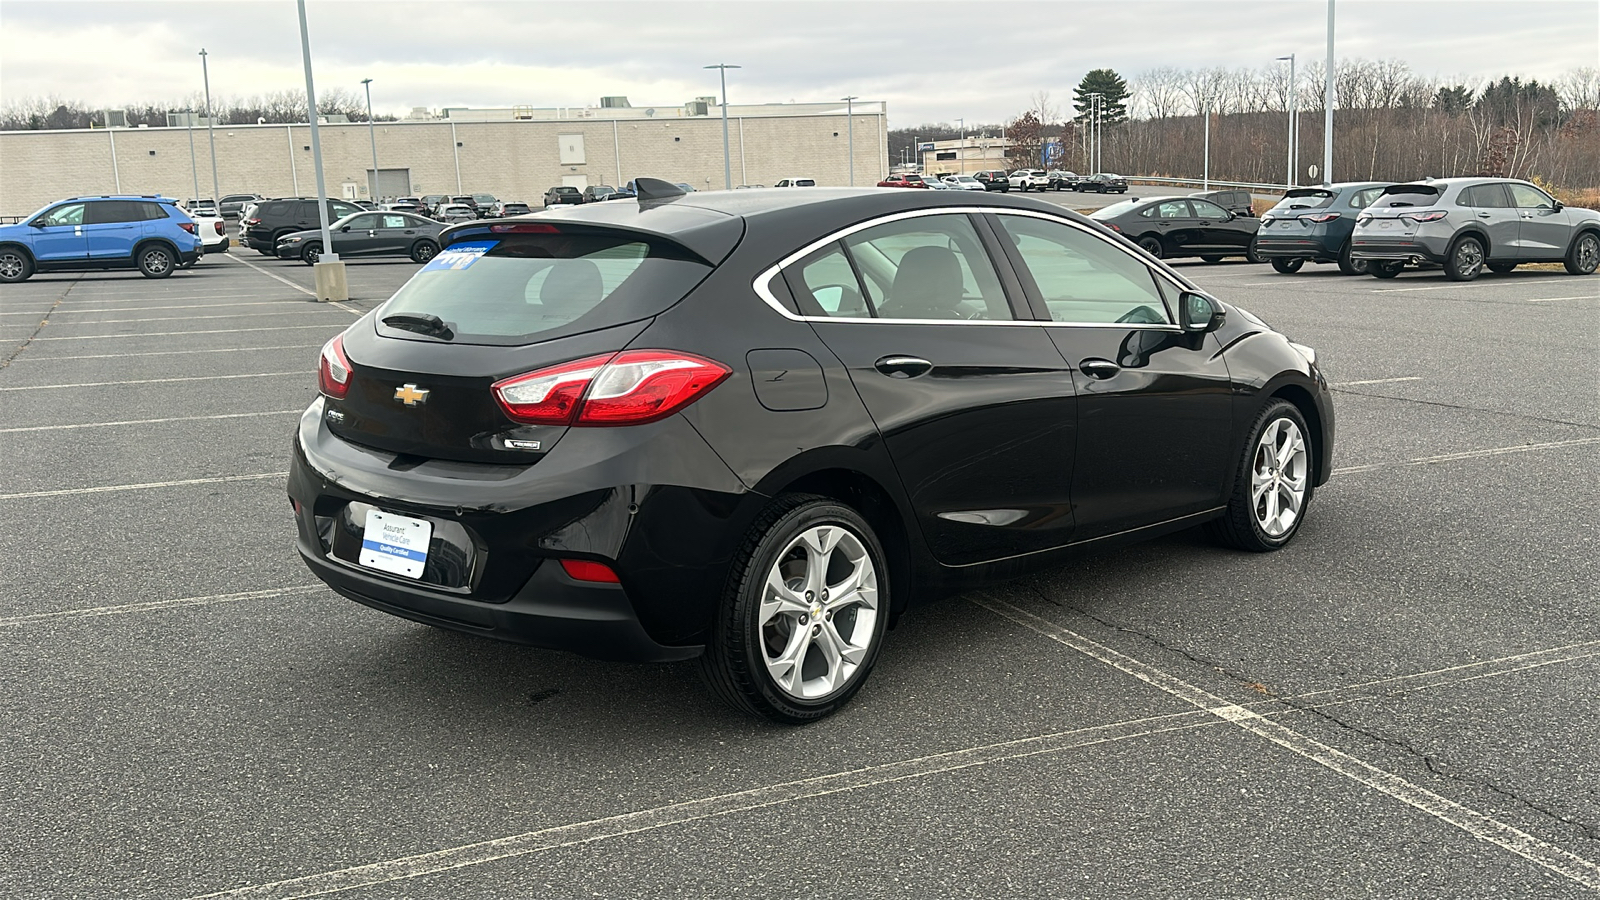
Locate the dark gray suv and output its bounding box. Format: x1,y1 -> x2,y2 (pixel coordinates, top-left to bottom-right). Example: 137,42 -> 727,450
1351,177 -> 1600,280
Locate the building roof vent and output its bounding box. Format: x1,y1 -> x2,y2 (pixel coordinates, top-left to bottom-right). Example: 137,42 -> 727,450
600,96 -> 631,108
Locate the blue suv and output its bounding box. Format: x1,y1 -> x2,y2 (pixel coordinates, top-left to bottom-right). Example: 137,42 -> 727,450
0,195 -> 203,283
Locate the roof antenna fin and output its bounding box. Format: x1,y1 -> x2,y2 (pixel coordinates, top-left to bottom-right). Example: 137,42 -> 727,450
633,177 -> 687,206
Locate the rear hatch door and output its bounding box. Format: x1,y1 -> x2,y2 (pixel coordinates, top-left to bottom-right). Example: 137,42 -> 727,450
1359,184 -> 1442,240
329,222 -> 723,464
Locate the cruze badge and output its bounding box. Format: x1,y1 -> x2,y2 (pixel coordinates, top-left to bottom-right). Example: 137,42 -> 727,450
394,384 -> 430,406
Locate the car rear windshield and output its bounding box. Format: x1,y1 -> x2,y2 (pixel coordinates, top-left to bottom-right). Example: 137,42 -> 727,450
1271,189 -> 1335,212
1373,185 -> 1441,208
376,229 -> 711,346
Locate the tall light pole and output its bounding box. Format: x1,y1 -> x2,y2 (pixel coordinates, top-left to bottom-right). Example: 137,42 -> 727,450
1086,93 -> 1103,174
704,64 -> 740,190
199,49 -> 220,201
841,96 -> 858,186
1202,102 -> 1210,190
955,117 -> 965,174
297,0 -> 345,300
1278,54 -> 1297,188
186,109 -> 200,201
1324,0 -> 1336,185
361,78 -> 380,202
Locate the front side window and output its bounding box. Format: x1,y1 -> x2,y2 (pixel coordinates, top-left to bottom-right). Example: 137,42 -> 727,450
996,214 -> 1172,326
1507,183 -> 1555,210
842,214 -> 1012,320
37,204 -> 86,227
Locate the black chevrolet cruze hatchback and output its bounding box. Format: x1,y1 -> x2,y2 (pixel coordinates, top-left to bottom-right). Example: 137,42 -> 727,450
289,179 -> 1334,723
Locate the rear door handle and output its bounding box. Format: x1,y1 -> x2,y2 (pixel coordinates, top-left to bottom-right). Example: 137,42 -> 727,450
874,355 -> 932,378
1478,212 -> 1492,218
1079,358 -> 1121,379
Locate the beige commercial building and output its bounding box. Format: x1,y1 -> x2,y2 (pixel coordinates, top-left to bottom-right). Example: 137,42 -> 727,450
0,99 -> 888,216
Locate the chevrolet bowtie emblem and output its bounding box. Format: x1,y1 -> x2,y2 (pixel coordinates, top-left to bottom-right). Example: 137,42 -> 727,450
394,384 -> 429,406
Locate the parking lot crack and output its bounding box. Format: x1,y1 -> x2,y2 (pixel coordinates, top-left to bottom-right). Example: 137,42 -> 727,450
2,275 -> 79,368
1330,387 -> 1600,432
1282,700 -> 1599,843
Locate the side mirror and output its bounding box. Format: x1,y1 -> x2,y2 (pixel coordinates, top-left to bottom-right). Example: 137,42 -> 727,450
1179,291 -> 1226,334
1552,200 -> 1565,212
340,225 -> 351,233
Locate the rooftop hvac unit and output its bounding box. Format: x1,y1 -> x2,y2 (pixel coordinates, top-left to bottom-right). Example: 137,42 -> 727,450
513,105 -> 534,120
685,100 -> 709,117
696,96 -> 717,106
600,96 -> 631,108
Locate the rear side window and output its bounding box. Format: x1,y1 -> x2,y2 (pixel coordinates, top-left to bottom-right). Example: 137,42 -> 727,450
84,201 -> 144,224
1374,185 -> 1440,208
842,214 -> 1012,320
1461,184 -> 1513,208
140,202 -> 172,220
377,230 -> 711,346
1346,188 -> 1384,209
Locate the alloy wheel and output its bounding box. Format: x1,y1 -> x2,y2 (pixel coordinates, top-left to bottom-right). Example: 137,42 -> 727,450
759,524 -> 879,701
1454,239 -> 1483,279
142,248 -> 171,275
1251,418 -> 1308,538
1576,234 -> 1599,274
0,253 -> 23,279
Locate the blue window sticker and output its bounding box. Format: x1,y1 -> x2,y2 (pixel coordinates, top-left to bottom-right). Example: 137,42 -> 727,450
422,240 -> 499,272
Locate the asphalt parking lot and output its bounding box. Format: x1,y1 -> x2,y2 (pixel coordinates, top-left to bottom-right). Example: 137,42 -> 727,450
2,232 -> 1597,899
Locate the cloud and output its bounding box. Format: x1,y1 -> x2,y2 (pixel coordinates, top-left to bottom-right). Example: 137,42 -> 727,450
1,0 -> 1595,125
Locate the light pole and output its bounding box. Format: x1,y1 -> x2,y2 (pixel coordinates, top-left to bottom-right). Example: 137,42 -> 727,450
1278,54 -> 1297,188
1202,102 -> 1210,190
297,0 -> 346,300
361,78 -> 380,202
704,64 -> 740,190
955,117 -> 965,174
186,109 -> 200,201
1086,93 -> 1103,174
1324,0 -> 1336,185
199,49 -> 220,201
841,96 -> 858,186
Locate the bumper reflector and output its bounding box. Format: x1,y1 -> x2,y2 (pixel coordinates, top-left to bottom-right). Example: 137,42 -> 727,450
559,559 -> 621,584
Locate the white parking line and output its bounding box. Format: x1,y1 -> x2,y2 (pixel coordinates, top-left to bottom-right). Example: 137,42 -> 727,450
1371,285 -> 1466,293
0,372 -> 301,392
32,324 -> 343,341
0,585 -> 323,627
1330,376 -> 1422,386
0,410 -> 301,434
1335,436 -> 1600,474
171,622 -> 1600,900
971,594 -> 1600,890
223,253 -> 366,317
1523,295 -> 1598,303
7,343 -> 322,363
0,472 -> 287,500
9,310 -> 344,327
182,711 -> 1225,899
1,300 -> 296,316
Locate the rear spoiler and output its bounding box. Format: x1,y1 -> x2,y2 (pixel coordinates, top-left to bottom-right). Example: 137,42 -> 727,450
439,200 -> 745,265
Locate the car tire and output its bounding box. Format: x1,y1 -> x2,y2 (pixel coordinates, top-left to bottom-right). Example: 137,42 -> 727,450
1370,261 -> 1403,279
1336,240 -> 1367,276
301,243 -> 322,266
1137,236 -> 1164,259
1270,257 -> 1304,274
1201,255 -> 1225,264
410,240 -> 439,264
1487,262 -> 1517,274
1208,399 -> 1314,552
1245,241 -> 1265,264
0,247 -> 33,283
698,494 -> 890,724
137,244 -> 175,279
1564,231 -> 1599,275
1444,235 -> 1485,281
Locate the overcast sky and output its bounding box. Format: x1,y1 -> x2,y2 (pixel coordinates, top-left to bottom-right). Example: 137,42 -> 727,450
2,1 -> 1596,126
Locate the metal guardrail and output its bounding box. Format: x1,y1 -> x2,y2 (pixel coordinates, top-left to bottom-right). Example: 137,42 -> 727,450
1126,176 -> 1292,193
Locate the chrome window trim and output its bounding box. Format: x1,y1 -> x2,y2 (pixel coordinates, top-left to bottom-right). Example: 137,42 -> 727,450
751,206 -> 1190,332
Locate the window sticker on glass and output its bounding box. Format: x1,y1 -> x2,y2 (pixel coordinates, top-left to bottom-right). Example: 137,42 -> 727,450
423,240 -> 499,272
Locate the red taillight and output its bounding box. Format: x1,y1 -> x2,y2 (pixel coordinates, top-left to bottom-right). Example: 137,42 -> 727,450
214,221 -> 226,235
1299,213 -> 1340,224
1105,222 -> 1123,233
318,333 -> 352,399
559,558 -> 621,583
1402,210 -> 1448,223
179,222 -> 197,234
492,350 -> 732,427
489,223 -> 560,233
244,217 -> 261,226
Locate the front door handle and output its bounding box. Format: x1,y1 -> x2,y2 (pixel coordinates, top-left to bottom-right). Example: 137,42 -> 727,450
874,355 -> 933,378
1079,358 -> 1122,379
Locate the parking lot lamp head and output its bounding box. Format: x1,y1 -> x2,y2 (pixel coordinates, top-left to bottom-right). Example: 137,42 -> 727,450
704,64 -> 740,191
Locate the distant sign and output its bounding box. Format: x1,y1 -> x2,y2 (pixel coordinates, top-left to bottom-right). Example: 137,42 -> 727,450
1043,141 -> 1064,164
917,142 -> 936,152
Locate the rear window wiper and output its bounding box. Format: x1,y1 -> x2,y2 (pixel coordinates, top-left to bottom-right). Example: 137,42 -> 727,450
383,311 -> 455,340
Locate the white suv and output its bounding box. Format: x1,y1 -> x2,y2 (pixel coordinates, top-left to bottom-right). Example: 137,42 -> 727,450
1008,170 -> 1049,192
773,177 -> 817,188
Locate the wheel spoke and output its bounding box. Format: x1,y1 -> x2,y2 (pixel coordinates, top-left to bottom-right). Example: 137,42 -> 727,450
759,569 -> 809,626
1263,483 -> 1280,524
766,626 -> 809,694
1278,483 -> 1302,517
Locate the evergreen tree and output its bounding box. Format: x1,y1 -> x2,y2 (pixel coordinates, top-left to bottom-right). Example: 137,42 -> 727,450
1073,69 -> 1129,124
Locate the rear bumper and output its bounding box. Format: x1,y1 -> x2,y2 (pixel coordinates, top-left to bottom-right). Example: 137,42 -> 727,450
1254,237 -> 1337,260
296,538 -> 700,662
1350,240 -> 1445,264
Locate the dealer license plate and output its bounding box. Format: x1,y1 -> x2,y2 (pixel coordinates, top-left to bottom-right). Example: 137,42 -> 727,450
359,509 -> 432,579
